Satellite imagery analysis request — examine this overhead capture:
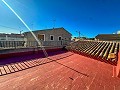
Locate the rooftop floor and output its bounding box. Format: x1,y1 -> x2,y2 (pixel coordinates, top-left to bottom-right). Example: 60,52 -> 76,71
0,51 -> 120,90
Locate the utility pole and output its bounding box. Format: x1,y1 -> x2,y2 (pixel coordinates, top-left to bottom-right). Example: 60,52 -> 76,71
76,30 -> 80,39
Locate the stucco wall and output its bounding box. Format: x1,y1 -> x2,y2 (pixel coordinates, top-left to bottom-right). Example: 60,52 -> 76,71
24,28 -> 71,42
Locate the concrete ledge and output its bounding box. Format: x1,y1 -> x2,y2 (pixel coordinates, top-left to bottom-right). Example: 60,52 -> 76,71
0,47 -> 63,59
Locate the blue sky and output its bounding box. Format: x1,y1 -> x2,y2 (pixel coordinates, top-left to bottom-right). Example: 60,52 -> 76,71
0,0 -> 120,38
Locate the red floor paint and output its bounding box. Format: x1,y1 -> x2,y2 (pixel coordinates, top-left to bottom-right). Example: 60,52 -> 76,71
0,52 -> 120,90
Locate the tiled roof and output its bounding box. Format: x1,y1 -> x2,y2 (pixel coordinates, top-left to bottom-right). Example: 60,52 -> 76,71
67,40 -> 119,65
95,34 -> 120,40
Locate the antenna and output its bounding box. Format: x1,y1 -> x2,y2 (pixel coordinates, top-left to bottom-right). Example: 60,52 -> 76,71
52,19 -> 56,29
19,27 -> 23,34
31,23 -> 33,31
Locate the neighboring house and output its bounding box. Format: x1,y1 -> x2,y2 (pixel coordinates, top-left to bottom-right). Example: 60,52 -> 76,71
24,27 -> 72,46
0,33 -> 25,41
95,34 -> 120,41
0,33 -> 26,48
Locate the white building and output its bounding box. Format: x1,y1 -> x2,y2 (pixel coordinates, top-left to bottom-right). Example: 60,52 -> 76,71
0,33 -> 25,41
0,33 -> 26,48
24,27 -> 72,46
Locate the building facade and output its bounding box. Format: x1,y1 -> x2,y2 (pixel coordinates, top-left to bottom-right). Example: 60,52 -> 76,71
24,27 -> 72,46
95,34 -> 120,41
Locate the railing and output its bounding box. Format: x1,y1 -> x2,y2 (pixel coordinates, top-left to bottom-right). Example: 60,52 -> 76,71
0,40 -> 70,49
26,41 -> 70,47
0,41 -> 24,49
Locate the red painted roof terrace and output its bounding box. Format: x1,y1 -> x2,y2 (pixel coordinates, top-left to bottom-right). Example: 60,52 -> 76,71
0,50 -> 120,90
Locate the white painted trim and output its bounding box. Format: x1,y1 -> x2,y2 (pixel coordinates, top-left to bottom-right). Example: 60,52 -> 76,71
50,35 -> 54,41
58,36 -> 62,41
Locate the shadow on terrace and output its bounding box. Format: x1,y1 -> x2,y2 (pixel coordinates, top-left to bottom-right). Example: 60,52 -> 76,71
0,41 -> 73,76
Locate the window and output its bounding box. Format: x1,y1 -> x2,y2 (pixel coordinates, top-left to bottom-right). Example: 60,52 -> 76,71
58,36 -> 62,41
50,35 -> 54,41
38,34 -> 45,41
